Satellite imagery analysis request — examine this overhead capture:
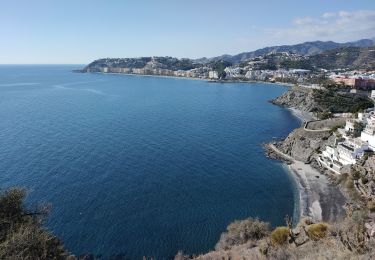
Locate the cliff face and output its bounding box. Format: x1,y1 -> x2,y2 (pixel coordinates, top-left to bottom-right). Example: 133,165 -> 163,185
274,128 -> 332,163
271,87 -> 374,117
271,87 -> 316,112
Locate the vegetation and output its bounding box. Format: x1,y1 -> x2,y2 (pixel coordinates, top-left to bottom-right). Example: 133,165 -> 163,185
215,218 -> 270,250
180,211 -> 375,259
85,56 -> 201,72
207,39 -> 374,64
307,223 -> 328,241
367,201 -> 375,212
316,110 -> 333,120
270,227 -> 289,246
0,188 -> 70,259
279,59 -> 314,70
312,89 -> 374,114
352,121 -> 365,138
207,60 -> 232,78
309,46 -> 375,70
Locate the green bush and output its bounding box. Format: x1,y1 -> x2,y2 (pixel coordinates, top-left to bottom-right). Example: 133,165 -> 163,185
351,170 -> 361,181
307,223 -> 328,241
270,227 -> 289,246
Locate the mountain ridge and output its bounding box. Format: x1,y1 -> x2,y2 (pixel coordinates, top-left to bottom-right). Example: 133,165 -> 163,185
197,38 -> 374,64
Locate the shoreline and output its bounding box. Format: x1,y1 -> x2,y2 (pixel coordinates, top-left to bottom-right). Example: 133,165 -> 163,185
288,107 -> 316,122
270,143 -> 347,223
81,71 -> 295,87
286,160 -> 346,222
267,105 -> 346,223
86,69 -> 343,223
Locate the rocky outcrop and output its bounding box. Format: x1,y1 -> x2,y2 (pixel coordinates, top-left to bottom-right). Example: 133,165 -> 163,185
273,127 -> 332,163
270,87 -> 316,112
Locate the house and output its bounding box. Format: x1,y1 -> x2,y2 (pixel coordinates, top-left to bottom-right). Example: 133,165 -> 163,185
361,111 -> 375,150
208,71 -> 219,79
331,76 -> 375,90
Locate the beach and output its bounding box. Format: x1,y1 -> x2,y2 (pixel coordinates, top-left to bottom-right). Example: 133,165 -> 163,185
267,120 -> 347,223
288,107 -> 316,122
287,160 -> 346,222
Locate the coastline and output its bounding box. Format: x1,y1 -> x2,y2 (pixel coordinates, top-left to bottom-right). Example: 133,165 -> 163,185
268,106 -> 346,223
85,69 -> 345,223
285,160 -> 346,222
81,71 -> 295,87
288,107 -> 316,122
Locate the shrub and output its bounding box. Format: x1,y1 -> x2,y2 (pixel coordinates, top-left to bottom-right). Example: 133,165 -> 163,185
351,170 -> 361,181
0,224 -> 67,260
307,223 -> 328,241
215,218 -> 270,250
367,201 -> 375,213
0,188 -> 69,259
270,227 -> 289,246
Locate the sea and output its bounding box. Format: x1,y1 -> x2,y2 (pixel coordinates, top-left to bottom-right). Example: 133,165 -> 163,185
0,65 -> 301,259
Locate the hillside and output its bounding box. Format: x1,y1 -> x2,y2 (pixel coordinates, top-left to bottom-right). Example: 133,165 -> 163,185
202,39 -> 374,64
81,38 -> 375,74
82,57 -> 201,72
308,45 -> 375,70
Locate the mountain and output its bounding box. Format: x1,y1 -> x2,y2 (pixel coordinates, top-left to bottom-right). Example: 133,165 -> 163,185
202,39 -> 375,64
81,38 -> 375,73
308,45 -> 375,70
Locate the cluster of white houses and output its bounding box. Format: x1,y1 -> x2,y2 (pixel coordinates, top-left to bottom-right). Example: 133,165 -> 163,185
319,96 -> 375,174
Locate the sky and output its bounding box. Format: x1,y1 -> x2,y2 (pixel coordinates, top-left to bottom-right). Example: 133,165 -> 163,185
1,0 -> 375,64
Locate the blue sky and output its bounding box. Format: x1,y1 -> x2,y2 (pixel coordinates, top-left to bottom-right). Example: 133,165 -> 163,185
1,0 -> 374,64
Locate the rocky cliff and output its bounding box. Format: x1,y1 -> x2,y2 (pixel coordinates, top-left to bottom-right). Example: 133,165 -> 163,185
270,87 -> 316,113
273,128 -> 332,163
271,86 -> 374,117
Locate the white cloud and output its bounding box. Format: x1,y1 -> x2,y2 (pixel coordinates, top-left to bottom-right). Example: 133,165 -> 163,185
265,10 -> 375,44
322,12 -> 336,18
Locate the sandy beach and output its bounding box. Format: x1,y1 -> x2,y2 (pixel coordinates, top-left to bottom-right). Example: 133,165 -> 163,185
288,107 -> 316,122
268,143 -> 346,223
288,160 -> 346,222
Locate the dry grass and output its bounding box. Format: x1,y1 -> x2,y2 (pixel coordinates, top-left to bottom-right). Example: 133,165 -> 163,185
215,218 -> 270,250
307,223 -> 328,241
270,227 -> 289,246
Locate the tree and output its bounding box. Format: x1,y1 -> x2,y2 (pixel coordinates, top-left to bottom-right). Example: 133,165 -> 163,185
0,188 -> 71,259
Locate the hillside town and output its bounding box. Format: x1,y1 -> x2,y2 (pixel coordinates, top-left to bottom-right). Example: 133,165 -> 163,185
85,49 -> 375,94
318,96 -> 375,174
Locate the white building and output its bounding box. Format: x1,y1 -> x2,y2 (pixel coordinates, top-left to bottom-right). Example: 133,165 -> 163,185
224,67 -> 242,78
336,139 -> 369,165
208,71 -> 219,79
322,138 -> 368,167
320,109 -> 375,174
361,111 -> 375,150
371,90 -> 375,100
344,119 -> 356,132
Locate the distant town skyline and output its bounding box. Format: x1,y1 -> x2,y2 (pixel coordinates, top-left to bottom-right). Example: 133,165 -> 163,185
1,0 -> 375,64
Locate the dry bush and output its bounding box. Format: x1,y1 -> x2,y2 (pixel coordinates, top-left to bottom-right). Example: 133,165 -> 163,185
215,218 -> 270,250
0,224 -> 67,260
367,200 -> 375,212
337,211 -> 370,254
307,223 -> 328,241
0,188 -> 70,260
270,227 -> 289,246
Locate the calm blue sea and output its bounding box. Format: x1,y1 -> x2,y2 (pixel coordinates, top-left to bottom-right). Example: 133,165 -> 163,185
0,65 -> 301,259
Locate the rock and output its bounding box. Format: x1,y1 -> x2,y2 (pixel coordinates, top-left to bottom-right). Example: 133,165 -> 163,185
275,127 -> 331,163
270,87 -> 316,112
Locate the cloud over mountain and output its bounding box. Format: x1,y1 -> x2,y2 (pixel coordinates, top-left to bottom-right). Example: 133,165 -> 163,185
264,10 -> 375,44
